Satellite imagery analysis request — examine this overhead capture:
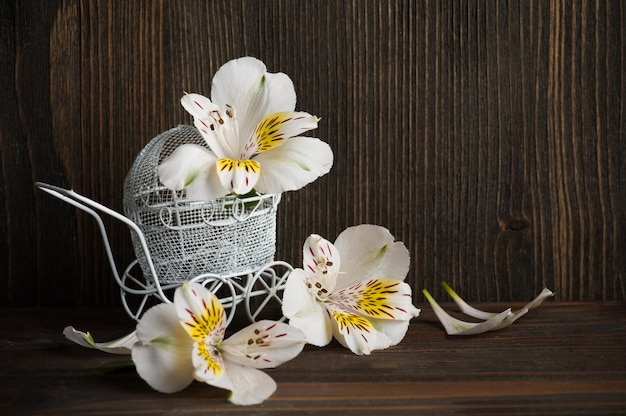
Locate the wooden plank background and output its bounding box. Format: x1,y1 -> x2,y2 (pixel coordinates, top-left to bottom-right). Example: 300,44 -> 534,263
1,0 -> 624,306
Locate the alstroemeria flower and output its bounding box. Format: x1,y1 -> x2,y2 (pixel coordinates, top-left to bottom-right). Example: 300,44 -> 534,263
423,282 -> 554,335
281,224 -> 421,355
158,56 -> 334,200
131,282 -> 306,405
65,282 -> 305,405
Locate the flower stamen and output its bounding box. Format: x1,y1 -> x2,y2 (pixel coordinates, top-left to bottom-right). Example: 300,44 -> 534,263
225,104 -> 234,118
305,276 -> 333,301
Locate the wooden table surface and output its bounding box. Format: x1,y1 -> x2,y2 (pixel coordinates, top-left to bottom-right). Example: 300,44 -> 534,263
1,302 -> 625,415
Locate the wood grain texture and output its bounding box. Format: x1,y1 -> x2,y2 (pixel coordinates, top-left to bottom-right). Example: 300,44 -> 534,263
1,302 -> 625,414
1,1 -> 625,305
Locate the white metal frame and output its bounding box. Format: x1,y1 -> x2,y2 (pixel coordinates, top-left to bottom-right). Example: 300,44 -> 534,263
36,182 -> 292,325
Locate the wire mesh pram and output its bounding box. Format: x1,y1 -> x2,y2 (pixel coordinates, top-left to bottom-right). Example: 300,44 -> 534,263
37,125 -> 292,324
123,125 -> 280,284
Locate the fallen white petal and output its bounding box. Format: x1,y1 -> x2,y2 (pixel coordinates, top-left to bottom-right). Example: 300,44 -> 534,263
63,326 -> 137,355
510,288 -> 555,323
440,282 -> 499,320
422,290 -> 514,335
423,286 -> 553,335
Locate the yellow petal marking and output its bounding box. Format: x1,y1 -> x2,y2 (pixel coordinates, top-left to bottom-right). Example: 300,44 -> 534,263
183,295 -> 224,341
196,340 -> 225,377
335,279 -> 406,320
328,308 -> 374,337
217,158 -> 260,175
253,112 -> 296,152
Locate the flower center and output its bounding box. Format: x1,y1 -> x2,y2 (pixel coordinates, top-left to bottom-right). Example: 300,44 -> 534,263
243,328 -> 272,361
305,276 -> 332,301
199,103 -> 243,159
197,339 -> 225,377
206,104 -> 235,131
315,257 -> 333,275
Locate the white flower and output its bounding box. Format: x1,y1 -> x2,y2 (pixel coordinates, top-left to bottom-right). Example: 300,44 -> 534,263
281,224 -> 421,355
423,282 -> 554,335
131,282 -> 306,405
65,282 -> 306,406
158,56 -> 333,200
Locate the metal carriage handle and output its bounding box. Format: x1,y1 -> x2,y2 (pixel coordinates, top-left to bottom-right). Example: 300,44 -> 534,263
36,182 -> 172,308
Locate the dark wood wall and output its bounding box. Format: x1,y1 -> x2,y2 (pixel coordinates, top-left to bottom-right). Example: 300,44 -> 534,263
1,0 -> 625,306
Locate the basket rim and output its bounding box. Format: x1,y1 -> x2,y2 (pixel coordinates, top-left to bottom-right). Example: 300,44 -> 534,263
124,191 -> 281,229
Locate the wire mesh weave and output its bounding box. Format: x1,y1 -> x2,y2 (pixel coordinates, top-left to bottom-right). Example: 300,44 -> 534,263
123,125 -> 280,284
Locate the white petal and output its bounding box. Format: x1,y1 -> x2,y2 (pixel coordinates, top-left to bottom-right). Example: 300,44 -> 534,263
422,289 -> 515,335
302,234 -> 341,288
287,308 -> 333,348
210,57 -> 270,110
180,93 -> 237,158
260,70 -> 297,115
253,136 -> 333,194
370,317 -> 413,347
180,93 -> 218,119
326,303 -> 391,355
510,288 -> 555,323
281,268 -> 313,317
192,116 -> 239,160
246,111 -> 319,155
440,281 -> 497,320
63,326 -> 137,355
221,320 -> 305,369
132,303 -> 195,393
331,278 -> 420,321
132,343 -> 194,393
332,224 -> 410,290
263,112 -> 318,139
184,167 -> 228,201
211,57 -> 296,145
215,158 -> 260,195
135,303 -> 186,344
281,268 -> 333,346
158,144 -> 226,200
217,361 -> 277,406
174,282 -> 227,343
425,285 -> 555,335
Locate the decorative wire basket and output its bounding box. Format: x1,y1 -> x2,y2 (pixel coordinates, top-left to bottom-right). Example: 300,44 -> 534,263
122,125 -> 281,284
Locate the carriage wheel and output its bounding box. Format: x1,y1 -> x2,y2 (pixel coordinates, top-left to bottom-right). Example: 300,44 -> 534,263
244,261 -> 293,323
119,260 -> 164,321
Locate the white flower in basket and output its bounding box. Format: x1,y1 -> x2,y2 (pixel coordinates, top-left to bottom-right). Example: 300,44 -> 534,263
132,56 -> 333,284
